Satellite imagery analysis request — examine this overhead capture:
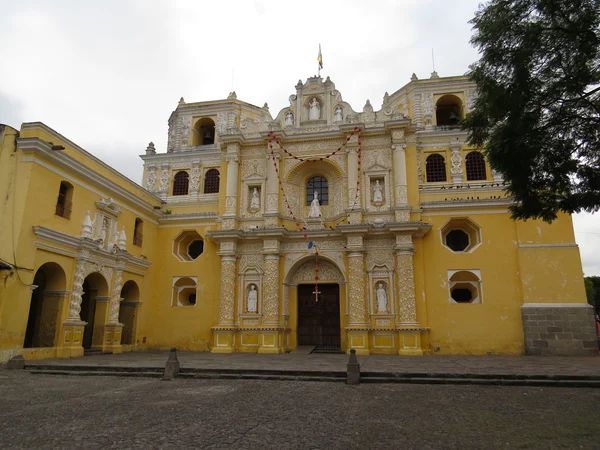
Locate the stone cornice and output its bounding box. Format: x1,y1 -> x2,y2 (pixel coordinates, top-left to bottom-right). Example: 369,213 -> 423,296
420,198 -> 512,210
18,137 -> 161,220
32,226 -> 151,272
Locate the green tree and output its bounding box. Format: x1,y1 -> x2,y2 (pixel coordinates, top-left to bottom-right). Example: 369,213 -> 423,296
585,277 -> 596,305
463,0 -> 600,222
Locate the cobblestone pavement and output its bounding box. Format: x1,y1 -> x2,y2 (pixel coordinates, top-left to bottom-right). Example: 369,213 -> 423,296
0,369 -> 599,449
25,350 -> 600,376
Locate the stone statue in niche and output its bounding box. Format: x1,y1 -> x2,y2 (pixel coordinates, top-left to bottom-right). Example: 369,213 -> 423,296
284,111 -> 294,127
334,106 -> 343,122
372,180 -> 384,203
309,98 -> 320,120
308,191 -> 322,218
249,187 -> 260,210
376,283 -> 388,313
247,284 -> 258,313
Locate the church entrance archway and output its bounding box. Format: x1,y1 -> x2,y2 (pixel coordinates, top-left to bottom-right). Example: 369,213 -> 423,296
24,262 -> 66,348
284,254 -> 347,351
297,284 -> 341,348
80,272 -> 109,350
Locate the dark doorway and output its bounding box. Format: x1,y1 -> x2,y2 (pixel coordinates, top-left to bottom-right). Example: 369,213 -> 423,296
80,280 -> 96,350
24,269 -> 47,348
297,284 -> 340,348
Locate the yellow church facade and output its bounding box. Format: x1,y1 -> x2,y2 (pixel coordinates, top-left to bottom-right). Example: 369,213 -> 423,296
1,74 -> 597,362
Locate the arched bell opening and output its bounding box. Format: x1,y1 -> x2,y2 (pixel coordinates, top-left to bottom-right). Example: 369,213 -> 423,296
192,117 -> 216,146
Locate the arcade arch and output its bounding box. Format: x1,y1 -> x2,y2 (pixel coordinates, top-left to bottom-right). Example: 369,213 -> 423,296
119,280 -> 140,345
24,262 -> 67,348
80,272 -> 109,350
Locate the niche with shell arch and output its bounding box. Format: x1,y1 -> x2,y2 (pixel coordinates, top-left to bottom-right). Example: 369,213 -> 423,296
368,263 -> 395,316
238,266 -> 263,318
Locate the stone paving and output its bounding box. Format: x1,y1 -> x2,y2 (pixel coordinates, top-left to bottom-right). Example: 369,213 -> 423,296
23,350 -> 600,377
0,369 -> 599,449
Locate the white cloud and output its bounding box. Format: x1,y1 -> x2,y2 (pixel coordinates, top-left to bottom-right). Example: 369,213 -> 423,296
0,0 -> 597,275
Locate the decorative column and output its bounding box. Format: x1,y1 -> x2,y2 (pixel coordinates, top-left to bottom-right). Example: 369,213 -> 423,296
450,140 -> 463,184
189,162 -> 201,198
264,139 -> 280,227
212,240 -> 238,353
259,238 -> 284,354
346,234 -> 369,355
391,127 -> 409,222
104,269 -> 124,354
145,165 -> 157,192
346,134 -> 362,224
222,144 -> 240,230
158,164 -> 170,200
395,234 -> 424,355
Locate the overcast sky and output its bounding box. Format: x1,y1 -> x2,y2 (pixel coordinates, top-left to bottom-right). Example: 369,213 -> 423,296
0,0 -> 598,276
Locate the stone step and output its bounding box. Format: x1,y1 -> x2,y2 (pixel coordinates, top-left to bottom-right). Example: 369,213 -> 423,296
26,364 -> 163,373
360,377 -> 600,388
177,373 -> 345,382
28,370 -> 163,378
361,371 -> 600,381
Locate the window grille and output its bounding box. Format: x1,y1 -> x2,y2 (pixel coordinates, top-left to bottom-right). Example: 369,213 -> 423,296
133,218 -> 143,247
55,182 -> 72,219
465,151 -> 487,181
204,169 -> 220,194
306,176 -> 328,205
425,154 -> 447,182
173,171 -> 189,195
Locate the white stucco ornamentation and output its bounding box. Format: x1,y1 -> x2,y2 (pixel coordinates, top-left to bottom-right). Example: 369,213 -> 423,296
348,253 -> 366,324
262,255 -> 280,323
190,166 -> 201,191
146,168 -> 156,191
218,257 -> 237,324
396,249 -> 417,324
68,259 -> 86,319
108,270 -> 123,323
159,167 -> 169,192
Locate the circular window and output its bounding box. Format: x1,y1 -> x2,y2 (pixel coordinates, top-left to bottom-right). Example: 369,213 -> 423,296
188,240 -> 204,259
445,229 -> 469,252
451,288 -> 473,303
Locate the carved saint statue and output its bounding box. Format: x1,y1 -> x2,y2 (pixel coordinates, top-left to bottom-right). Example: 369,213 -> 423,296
309,97 -> 320,120
376,283 -> 388,313
247,285 -> 258,313
250,187 -> 260,210
284,111 -> 294,127
334,106 -> 343,122
373,180 -> 384,203
308,191 -> 322,218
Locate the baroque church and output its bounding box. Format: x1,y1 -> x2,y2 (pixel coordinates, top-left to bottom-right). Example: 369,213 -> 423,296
0,72 -> 597,362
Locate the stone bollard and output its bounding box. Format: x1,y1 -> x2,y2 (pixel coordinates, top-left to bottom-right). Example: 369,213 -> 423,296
163,347 -> 180,380
346,349 -> 360,385
6,355 -> 25,370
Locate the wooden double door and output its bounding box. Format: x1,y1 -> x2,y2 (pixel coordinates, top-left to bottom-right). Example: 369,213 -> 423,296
297,284 -> 341,348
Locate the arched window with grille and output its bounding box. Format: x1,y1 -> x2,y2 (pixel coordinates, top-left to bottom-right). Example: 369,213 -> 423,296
465,151 -> 487,181
173,171 -> 189,196
204,169 -> 220,194
306,176 -> 328,205
55,181 -> 73,219
425,154 -> 447,182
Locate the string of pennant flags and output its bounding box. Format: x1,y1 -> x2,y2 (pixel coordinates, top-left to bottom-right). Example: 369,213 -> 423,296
266,127 -> 363,301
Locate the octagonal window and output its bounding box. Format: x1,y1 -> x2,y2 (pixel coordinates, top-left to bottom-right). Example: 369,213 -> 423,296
441,218 -> 482,253
445,230 -> 469,252
172,276 -> 198,306
173,230 -> 205,262
188,240 -> 204,259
